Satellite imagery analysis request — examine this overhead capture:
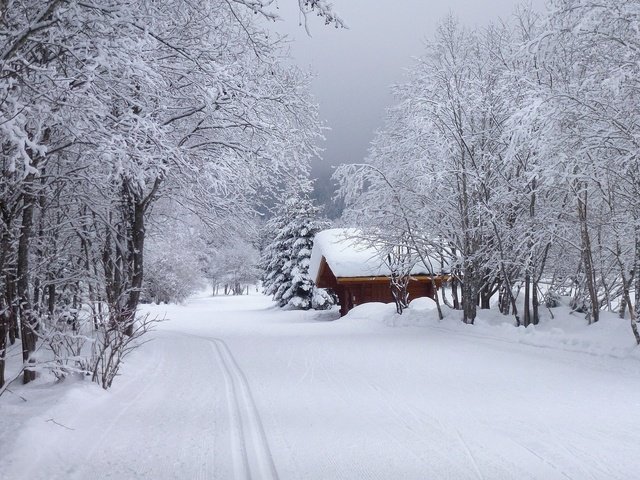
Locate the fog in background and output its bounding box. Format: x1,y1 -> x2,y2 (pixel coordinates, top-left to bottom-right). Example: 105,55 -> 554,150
268,0 -> 546,216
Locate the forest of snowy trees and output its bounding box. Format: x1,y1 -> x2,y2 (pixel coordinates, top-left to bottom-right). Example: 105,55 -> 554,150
2,0 -> 639,392
0,0 -> 344,389
3,2 -> 640,477
337,0 -> 640,343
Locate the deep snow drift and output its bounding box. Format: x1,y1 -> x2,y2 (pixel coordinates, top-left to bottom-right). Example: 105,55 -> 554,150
1,292 -> 639,479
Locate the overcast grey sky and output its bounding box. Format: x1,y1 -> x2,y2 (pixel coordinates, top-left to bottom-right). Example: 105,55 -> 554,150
268,1 -> 546,208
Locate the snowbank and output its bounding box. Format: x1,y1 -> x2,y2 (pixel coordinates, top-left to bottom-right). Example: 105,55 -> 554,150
338,298 -> 640,360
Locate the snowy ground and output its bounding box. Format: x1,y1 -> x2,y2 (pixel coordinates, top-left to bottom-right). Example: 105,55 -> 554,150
2,292 -> 640,479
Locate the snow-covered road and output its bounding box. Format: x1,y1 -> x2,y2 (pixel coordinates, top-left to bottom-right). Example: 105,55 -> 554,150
2,293 -> 640,479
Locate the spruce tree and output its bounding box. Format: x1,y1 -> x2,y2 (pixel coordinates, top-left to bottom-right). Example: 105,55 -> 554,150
260,191 -> 333,310
260,212 -> 290,301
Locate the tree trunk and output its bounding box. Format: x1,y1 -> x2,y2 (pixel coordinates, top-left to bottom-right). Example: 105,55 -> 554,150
524,180 -> 537,327
390,273 -> 409,315
523,274 -> 531,327
498,274 -> 519,326
498,286 -> 506,314
577,186 -> 599,324
0,305 -> 6,387
17,180 -> 37,383
47,283 -> 55,317
620,296 -> 627,319
451,276 -> 460,310
532,279 -> 540,326
634,232 -> 640,315
123,199 -> 145,336
629,303 -> 640,345
461,264 -> 477,324
619,268 -> 640,345
0,228 -> 12,386
479,280 -> 492,309
431,278 -> 444,320
0,214 -> 18,345
6,275 -> 18,343
102,213 -> 122,319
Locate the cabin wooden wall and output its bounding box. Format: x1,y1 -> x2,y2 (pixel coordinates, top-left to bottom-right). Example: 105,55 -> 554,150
315,257 -> 440,316
339,279 -> 434,316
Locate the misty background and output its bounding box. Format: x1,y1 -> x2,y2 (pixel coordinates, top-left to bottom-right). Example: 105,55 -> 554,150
269,0 -> 546,216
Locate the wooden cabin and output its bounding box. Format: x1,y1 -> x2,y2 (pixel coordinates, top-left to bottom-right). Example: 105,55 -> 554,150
309,229 -> 448,316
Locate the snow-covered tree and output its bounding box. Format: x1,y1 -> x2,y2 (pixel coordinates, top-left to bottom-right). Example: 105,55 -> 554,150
261,190 -> 332,310
0,0 -> 326,386
335,2 -> 640,344
337,15 -> 514,325
143,225 -> 206,304
203,239 -> 261,296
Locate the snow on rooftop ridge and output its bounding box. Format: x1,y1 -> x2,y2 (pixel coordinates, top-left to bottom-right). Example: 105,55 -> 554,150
309,228 -> 442,281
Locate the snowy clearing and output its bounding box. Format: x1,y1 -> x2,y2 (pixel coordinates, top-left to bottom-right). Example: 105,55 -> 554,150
2,292 -> 640,480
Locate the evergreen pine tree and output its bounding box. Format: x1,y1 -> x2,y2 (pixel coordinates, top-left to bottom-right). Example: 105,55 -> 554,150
260,212 -> 289,299
260,190 -> 334,310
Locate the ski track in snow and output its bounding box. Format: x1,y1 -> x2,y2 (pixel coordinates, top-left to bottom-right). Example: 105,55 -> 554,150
182,333 -> 279,480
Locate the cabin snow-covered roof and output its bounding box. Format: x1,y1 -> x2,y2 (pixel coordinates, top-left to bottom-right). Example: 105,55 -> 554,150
309,228 -> 447,281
